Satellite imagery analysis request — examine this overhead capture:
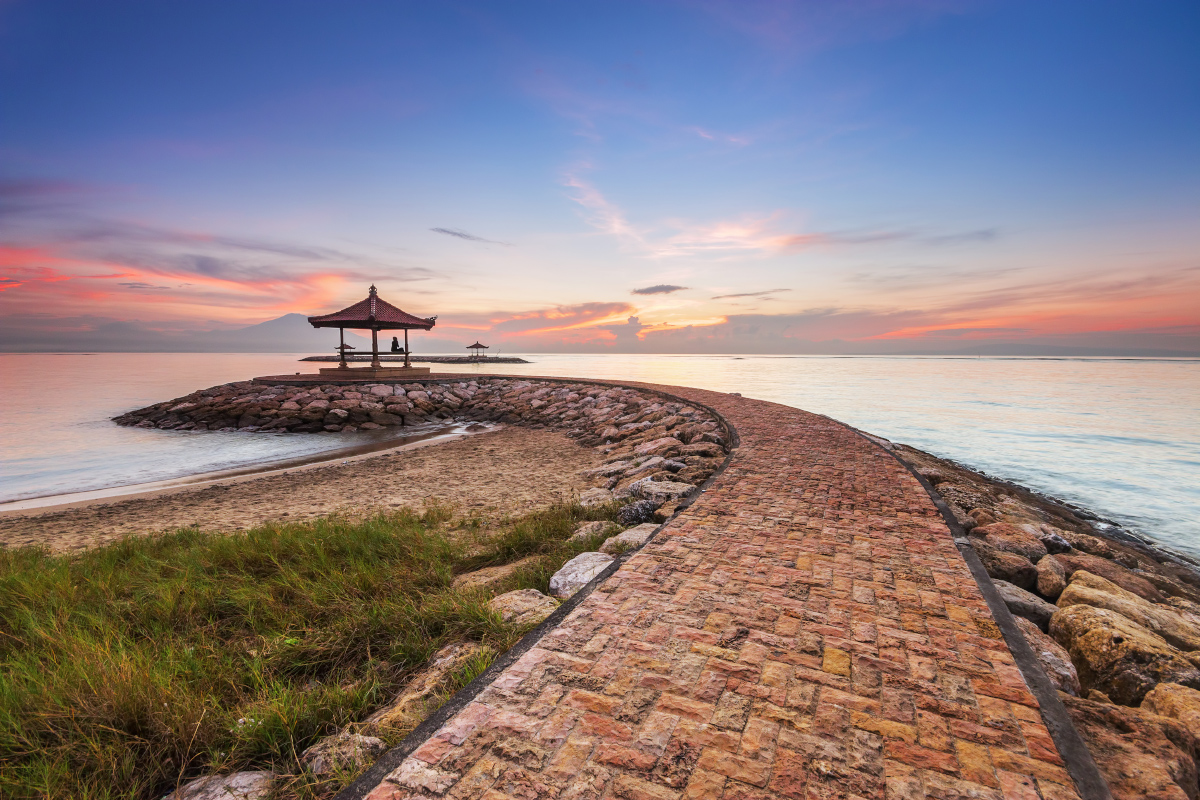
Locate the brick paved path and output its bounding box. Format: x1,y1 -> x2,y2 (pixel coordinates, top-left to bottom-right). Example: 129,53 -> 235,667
364,383 -> 1081,800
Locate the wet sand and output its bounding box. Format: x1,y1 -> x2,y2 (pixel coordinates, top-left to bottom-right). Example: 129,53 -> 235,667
0,427 -> 602,553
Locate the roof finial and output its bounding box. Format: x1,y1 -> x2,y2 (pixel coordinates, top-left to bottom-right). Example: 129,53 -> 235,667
368,284 -> 377,295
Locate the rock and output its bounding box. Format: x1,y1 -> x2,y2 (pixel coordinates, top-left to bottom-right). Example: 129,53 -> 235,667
487,588 -> 559,627
362,643 -> 486,736
994,579 -> 1059,629
1038,554 -> 1067,599
570,521 -> 614,542
1062,693 -> 1200,800
300,732 -> 387,777
582,461 -> 631,478
617,499 -> 660,526
600,522 -> 658,554
969,539 -> 1037,591
452,557 -> 538,590
679,442 -> 723,458
622,456 -> 667,478
548,552 -> 614,598
917,468 -> 946,484
1040,531 -> 1073,555
1057,552 -> 1165,603
1060,530 -> 1118,560
1058,571 -> 1200,652
973,522 -> 1048,562
633,436 -> 682,457
1049,604 -> 1200,705
166,771 -> 274,800
324,408 -> 350,423
578,487 -> 614,507
969,508 -> 998,526
1142,682 -> 1200,732
635,480 -> 695,504
1013,615 -> 1080,695
369,385 -> 395,396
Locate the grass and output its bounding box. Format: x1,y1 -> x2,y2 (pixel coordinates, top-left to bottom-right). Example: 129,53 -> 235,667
0,499 -> 621,799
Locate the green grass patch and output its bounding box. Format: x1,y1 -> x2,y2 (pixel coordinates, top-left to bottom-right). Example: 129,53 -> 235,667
0,500 -> 620,799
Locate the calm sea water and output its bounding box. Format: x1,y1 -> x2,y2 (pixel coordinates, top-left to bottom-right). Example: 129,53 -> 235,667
2,353 -> 1197,557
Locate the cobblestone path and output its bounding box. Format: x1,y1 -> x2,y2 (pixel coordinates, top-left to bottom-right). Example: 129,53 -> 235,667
364,384 -> 1081,800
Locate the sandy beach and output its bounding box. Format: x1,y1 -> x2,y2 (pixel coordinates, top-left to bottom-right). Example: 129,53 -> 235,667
0,426 -> 602,553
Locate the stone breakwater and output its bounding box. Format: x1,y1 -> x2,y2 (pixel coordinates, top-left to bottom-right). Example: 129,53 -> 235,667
113,378 -> 731,519
896,445 -> 1200,800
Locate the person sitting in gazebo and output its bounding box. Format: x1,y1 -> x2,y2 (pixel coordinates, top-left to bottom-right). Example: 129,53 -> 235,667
390,336 -> 405,353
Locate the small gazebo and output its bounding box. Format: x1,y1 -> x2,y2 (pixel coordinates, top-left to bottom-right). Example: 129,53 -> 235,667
466,341 -> 489,360
307,285 -> 436,377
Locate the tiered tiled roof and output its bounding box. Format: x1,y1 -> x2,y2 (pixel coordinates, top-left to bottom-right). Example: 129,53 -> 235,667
307,285 -> 435,330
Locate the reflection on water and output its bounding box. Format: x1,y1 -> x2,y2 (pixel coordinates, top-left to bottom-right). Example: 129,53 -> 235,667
1,352 -> 1197,556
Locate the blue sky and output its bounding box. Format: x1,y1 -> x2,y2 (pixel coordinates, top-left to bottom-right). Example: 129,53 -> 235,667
2,0 -> 1198,353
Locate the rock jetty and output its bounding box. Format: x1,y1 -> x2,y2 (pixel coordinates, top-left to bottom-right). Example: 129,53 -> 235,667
899,443 -> 1200,799
114,377 -> 731,520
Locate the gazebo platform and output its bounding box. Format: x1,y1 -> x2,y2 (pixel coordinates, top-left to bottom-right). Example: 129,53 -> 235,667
252,367 -> 433,386
316,365 -> 431,378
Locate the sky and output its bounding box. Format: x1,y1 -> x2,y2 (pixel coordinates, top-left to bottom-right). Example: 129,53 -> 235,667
1,0 -> 1198,354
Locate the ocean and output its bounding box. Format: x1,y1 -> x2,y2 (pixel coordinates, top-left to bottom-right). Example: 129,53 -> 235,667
1,352 -> 1197,557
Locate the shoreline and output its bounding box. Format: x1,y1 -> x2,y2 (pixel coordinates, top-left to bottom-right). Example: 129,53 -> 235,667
0,421 -> 485,516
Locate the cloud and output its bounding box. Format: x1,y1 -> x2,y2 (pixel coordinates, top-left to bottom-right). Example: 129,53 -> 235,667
632,284 -> 688,295
430,227 -> 511,246
712,288 -> 791,300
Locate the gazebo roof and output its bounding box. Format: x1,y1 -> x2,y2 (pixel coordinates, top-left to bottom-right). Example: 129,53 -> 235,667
467,341 -> 489,349
308,285 -> 436,330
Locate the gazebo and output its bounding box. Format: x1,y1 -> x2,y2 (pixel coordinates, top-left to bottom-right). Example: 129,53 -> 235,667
466,341 -> 489,360
307,285 -> 437,377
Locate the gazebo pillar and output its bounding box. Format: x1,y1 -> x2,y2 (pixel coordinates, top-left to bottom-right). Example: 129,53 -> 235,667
339,328 -> 348,369
404,329 -> 410,368
371,328 -> 381,368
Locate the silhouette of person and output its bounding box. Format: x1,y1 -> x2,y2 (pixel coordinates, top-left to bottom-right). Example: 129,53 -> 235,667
390,336 -> 403,353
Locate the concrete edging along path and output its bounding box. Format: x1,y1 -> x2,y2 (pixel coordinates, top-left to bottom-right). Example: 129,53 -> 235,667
342,378 -> 1098,800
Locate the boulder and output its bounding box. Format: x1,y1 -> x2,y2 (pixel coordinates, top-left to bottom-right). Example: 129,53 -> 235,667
600,523 -> 658,554
679,442 -> 723,458
972,522 -> 1048,562
633,437 -> 682,457
582,461 -> 631,479
548,552 -> 614,598
570,521 -> 614,542
488,589 -> 559,627
1037,554 -> 1067,599
579,488 -> 614,507
362,643 -> 486,736
1049,604 -> 1200,705
1062,693 -> 1200,800
969,539 -> 1037,591
452,557 -> 538,591
636,480 -> 695,504
1060,530 -> 1118,559
1142,683 -> 1200,733
300,732 -> 387,777
969,508 -> 998,526
623,456 -> 668,478
617,499 -> 660,526
166,771 -> 275,800
1038,529 -> 1073,555
1057,553 -> 1165,603
1013,615 -> 1080,696
993,579 -> 1059,629
1058,571 -> 1200,652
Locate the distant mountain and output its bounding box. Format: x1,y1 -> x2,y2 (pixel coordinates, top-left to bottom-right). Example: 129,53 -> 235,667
0,313 -> 471,353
